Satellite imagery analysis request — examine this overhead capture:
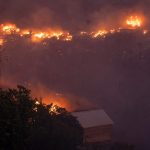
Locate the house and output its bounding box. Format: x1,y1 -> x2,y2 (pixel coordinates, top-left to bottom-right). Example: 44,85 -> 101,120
72,109 -> 113,144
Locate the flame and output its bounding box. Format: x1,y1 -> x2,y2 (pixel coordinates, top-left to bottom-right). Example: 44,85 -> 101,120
0,23 -> 73,42
49,31 -> 63,39
63,33 -> 73,41
92,30 -> 108,38
42,95 -> 70,110
1,23 -> 20,34
126,16 -> 142,28
31,29 -> 72,42
35,101 -> 40,105
49,104 -> 59,113
0,15 -> 147,44
20,30 -> 31,36
32,31 -> 49,42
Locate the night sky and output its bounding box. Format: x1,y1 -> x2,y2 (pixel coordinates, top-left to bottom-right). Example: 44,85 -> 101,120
0,0 -> 150,150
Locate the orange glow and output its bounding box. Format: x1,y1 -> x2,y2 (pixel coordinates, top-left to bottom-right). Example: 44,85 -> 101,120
20,30 -> 30,36
110,29 -> 116,34
31,29 -> 72,42
31,32 -> 49,42
63,33 -> 73,41
42,95 -> 70,110
80,29 -> 121,38
0,23 -> 73,42
126,16 -> 142,28
0,17 -> 147,44
80,31 -> 88,35
35,101 -> 40,105
0,38 -> 4,46
49,104 -> 59,113
143,29 -> 148,35
1,23 -> 20,34
92,30 -> 108,38
49,31 -> 63,39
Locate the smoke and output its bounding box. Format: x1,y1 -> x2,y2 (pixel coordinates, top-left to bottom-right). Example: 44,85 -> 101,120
0,76 -> 16,88
0,77 -> 95,112
0,0 -> 149,31
1,0 -> 150,149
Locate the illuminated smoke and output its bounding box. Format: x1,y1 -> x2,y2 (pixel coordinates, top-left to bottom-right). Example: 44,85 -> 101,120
29,84 -> 95,111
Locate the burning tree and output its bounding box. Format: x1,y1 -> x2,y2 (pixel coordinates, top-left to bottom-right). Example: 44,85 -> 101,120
0,86 -> 83,150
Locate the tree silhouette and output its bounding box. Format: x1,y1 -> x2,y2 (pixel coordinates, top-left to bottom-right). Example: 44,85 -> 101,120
0,86 -> 83,150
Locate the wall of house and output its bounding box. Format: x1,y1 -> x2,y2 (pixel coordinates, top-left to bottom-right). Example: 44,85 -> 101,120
84,124 -> 113,143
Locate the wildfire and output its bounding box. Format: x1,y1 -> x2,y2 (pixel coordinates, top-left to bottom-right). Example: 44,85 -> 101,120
92,30 -> 108,38
1,23 -> 20,34
0,15 -> 147,44
20,30 -> 31,36
35,100 -> 63,113
31,30 -> 72,42
49,31 -> 63,39
43,94 -> 71,110
49,104 -> 59,113
126,16 -> 142,28
63,33 -> 73,41
0,23 -> 73,43
32,32 -> 50,42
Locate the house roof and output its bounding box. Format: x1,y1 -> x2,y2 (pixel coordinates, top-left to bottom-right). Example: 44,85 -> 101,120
72,109 -> 113,128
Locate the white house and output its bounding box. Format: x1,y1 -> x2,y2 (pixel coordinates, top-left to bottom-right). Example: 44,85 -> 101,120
72,109 -> 113,144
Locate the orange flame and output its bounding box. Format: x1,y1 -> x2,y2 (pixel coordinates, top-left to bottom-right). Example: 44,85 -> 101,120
0,15 -> 147,44
20,30 -> 31,36
42,95 -> 71,110
92,30 -> 108,38
0,23 -> 73,42
31,31 -> 49,42
126,16 -> 142,28
1,23 -> 20,34
31,30 -> 72,42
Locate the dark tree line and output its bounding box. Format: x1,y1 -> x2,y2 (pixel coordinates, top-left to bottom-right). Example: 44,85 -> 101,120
0,86 -> 83,150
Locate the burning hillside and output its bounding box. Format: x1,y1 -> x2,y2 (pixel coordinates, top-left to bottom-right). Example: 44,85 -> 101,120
0,15 -> 147,46
1,0 -> 150,148
0,14 -> 148,111
0,23 -> 73,42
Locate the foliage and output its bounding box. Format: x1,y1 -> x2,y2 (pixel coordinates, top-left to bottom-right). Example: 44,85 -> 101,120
0,86 -> 83,150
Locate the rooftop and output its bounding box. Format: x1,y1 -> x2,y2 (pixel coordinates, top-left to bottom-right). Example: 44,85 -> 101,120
72,109 -> 113,128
